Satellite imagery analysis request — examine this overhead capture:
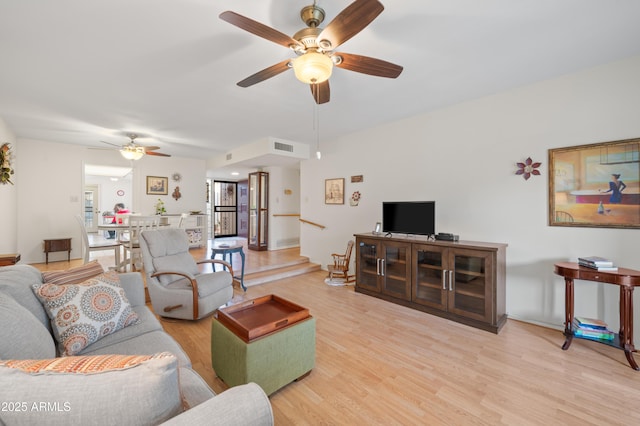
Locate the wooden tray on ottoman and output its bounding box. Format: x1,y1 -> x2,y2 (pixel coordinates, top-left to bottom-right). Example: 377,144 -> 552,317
216,294 -> 310,342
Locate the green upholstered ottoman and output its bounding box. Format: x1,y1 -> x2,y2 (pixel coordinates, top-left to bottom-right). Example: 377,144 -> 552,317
211,296 -> 316,396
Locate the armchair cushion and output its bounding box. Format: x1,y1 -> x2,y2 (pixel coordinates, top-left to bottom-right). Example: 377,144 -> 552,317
0,352 -> 182,426
153,253 -> 199,286
166,273 -> 232,298
32,271 -> 139,356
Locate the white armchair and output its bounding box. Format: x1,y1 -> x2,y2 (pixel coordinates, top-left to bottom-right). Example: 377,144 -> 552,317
139,228 -> 234,320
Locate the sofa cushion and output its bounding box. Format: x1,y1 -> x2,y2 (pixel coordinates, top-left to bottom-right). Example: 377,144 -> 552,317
32,271 -> 139,356
81,329 -> 192,368
0,293 -> 56,359
73,305 -> 163,353
41,260 -> 104,285
0,264 -> 50,331
0,352 -> 182,426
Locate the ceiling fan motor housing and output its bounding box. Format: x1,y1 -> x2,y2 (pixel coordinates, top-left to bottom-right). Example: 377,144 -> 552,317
300,4 -> 325,28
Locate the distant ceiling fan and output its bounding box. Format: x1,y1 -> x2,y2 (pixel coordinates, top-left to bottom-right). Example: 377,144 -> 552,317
219,0 -> 403,104
100,134 -> 171,160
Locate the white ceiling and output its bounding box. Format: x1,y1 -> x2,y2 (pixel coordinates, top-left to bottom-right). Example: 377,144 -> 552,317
1,0 -> 640,173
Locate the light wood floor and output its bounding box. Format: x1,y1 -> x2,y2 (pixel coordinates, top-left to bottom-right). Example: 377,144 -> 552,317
31,242 -> 640,425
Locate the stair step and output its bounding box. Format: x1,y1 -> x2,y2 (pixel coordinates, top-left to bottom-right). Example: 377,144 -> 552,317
243,261 -> 321,288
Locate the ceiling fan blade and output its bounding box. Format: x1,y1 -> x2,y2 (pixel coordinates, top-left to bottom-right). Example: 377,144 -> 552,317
317,0 -> 384,50
145,151 -> 171,157
219,11 -> 303,50
237,59 -> 291,88
336,52 -> 403,78
142,146 -> 161,151
100,140 -> 121,148
310,81 -> 330,104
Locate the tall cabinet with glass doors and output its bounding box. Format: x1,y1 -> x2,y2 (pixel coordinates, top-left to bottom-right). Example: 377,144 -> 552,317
248,171 -> 268,251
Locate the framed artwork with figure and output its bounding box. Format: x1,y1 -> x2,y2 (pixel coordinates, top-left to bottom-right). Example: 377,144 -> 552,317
548,138 -> 640,228
325,178 -> 344,204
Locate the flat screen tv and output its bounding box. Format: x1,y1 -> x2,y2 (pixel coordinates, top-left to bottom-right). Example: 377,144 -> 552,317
383,201 -> 435,236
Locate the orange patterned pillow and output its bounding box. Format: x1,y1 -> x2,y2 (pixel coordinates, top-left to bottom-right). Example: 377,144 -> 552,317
42,260 -> 105,285
0,352 -> 175,374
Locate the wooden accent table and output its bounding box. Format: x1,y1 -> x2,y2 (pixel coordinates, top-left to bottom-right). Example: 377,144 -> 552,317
554,262 -> 640,370
43,238 -> 72,264
0,253 -> 20,266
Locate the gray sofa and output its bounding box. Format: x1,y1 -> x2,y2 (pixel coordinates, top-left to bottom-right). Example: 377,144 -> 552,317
0,264 -> 273,426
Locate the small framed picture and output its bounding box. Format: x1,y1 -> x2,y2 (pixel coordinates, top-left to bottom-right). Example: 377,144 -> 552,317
146,176 -> 168,195
374,222 -> 382,234
325,178 -> 344,204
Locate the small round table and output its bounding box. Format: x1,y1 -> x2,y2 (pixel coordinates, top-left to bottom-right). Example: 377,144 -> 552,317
211,243 -> 246,291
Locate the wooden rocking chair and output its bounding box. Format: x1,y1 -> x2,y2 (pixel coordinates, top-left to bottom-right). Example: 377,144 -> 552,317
327,240 -> 355,283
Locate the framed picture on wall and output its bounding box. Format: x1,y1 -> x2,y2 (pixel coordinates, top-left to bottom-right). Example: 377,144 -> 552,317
548,138 -> 640,228
325,178 -> 344,204
146,176 -> 168,195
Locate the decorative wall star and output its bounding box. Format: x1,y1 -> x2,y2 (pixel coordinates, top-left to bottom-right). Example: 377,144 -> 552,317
516,157 -> 541,180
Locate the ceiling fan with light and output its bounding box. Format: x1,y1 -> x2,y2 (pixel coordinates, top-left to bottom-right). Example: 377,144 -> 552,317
100,134 -> 171,160
219,0 -> 403,104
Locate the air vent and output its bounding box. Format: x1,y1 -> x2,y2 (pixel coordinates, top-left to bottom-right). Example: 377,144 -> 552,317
226,153 -> 233,160
274,142 -> 294,152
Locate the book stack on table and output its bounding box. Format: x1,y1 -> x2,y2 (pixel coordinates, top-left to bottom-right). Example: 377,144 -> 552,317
572,316 -> 615,341
578,256 -> 618,272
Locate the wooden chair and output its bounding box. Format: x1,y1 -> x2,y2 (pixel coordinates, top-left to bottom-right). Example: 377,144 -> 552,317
119,215 -> 160,271
74,215 -> 121,268
327,240 -> 355,283
555,211 -> 574,222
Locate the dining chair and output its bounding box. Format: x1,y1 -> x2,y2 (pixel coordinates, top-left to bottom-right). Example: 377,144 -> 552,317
74,215 -> 122,269
119,215 -> 160,271
177,212 -> 190,228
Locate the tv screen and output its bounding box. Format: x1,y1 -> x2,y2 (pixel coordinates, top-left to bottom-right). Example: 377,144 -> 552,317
383,201 -> 435,236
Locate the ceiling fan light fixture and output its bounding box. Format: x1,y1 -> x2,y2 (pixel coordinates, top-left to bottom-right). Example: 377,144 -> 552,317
292,52 -> 333,84
120,146 -> 144,161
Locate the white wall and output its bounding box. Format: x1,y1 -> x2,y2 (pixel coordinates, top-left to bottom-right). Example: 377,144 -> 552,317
300,55 -> 640,339
266,166 -> 301,250
0,117 -> 17,253
14,139 -> 206,263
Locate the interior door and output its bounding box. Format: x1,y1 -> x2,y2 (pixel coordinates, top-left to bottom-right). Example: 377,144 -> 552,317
83,185 -> 99,232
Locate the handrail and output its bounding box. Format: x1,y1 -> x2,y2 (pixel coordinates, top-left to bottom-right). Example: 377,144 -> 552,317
299,218 -> 325,229
273,213 -> 301,217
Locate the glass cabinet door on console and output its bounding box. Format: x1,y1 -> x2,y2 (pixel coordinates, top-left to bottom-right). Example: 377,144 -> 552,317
413,245 -> 447,310
380,241 -> 411,300
413,245 -> 493,323
356,239 -> 410,299
356,239 -> 381,292
447,248 -> 493,323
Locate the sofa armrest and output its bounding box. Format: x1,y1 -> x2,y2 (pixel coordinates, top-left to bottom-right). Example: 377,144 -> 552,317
161,383 -> 273,426
118,272 -> 146,307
